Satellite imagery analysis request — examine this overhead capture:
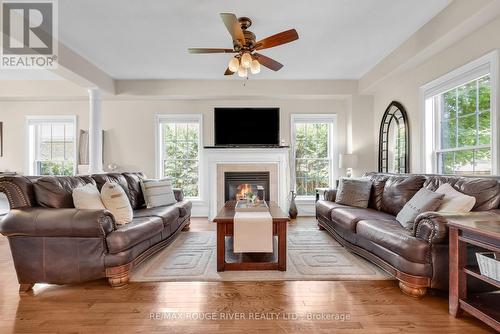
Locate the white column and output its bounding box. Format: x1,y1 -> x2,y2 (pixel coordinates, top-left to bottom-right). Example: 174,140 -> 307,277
88,88 -> 103,173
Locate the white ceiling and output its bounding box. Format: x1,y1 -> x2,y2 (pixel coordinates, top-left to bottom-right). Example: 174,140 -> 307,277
55,0 -> 451,80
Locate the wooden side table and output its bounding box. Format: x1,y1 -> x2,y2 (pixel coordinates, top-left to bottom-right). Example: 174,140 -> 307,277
448,217 -> 500,332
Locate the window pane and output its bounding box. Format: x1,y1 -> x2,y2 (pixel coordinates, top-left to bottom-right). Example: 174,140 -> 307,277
38,161 -> 73,176
457,114 -> 476,147
457,82 -> 476,115
439,152 -> 455,174
478,76 -> 490,112
442,90 -> 456,120
474,148 -> 492,175
164,123 -> 175,142
478,111 -> 491,145
162,121 -> 200,197
454,149 -> 474,175
440,119 -> 456,149
51,142 -> 65,160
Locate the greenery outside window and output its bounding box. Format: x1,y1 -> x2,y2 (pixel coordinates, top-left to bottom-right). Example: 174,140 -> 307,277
431,75 -> 492,175
27,116 -> 76,176
292,115 -> 336,198
157,115 -> 201,198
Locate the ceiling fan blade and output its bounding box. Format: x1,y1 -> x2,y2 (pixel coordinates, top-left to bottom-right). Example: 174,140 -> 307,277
224,68 -> 235,75
220,13 -> 245,44
188,48 -> 234,54
255,29 -> 299,50
254,53 -> 284,71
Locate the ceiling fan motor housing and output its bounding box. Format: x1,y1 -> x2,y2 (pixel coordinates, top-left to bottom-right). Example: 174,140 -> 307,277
243,31 -> 256,49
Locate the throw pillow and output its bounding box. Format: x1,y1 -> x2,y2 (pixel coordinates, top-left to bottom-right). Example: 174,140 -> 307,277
335,177 -> 373,208
100,181 -> 133,225
435,183 -> 476,212
140,178 -> 177,208
72,183 -> 105,210
396,188 -> 444,229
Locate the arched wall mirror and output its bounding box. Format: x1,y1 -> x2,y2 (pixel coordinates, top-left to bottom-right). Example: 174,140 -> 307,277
378,101 -> 410,173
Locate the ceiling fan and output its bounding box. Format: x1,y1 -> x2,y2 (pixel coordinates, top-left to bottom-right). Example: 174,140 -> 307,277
188,13 -> 299,77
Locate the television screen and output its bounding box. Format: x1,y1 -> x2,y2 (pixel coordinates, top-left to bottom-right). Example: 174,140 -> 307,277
214,108 -> 280,146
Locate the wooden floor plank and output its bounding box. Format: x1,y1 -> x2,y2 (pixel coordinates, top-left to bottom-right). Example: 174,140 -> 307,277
0,217 -> 494,333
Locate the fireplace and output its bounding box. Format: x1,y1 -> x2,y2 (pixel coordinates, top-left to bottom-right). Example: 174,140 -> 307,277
224,172 -> 270,202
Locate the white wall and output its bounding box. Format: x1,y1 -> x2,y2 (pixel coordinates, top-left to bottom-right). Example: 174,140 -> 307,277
370,15 -> 500,172
0,97 -> 351,175
101,98 -> 351,178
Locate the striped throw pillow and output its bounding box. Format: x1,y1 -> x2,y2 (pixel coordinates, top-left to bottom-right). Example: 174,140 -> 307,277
101,181 -> 133,225
140,178 -> 177,208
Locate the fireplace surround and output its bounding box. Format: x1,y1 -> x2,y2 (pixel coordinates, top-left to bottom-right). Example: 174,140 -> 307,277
204,147 -> 290,220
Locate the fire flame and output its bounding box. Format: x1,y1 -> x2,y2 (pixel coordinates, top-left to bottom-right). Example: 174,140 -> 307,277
236,184 -> 253,200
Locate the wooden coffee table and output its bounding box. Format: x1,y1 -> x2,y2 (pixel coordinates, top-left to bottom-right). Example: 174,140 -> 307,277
213,201 -> 289,272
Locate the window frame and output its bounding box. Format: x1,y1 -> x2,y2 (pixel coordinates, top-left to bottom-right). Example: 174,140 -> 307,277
290,114 -> 337,200
421,51 -> 499,175
155,114 -> 203,200
25,115 -> 77,176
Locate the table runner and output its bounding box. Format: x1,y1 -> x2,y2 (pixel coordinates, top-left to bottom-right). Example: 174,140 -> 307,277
233,211 -> 273,253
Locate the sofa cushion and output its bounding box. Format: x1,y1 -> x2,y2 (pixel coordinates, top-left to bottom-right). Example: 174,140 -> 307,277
424,176 -> 500,211
435,183 -> 476,212
315,200 -> 350,221
101,182 -> 133,225
122,172 -> 146,209
140,178 -> 177,208
331,207 -> 397,232
175,200 -> 192,218
396,188 -> 444,229
34,176 -> 95,208
106,216 -> 164,254
367,174 -> 389,211
381,175 -> 425,216
72,183 -> 105,210
134,205 -> 180,226
92,173 -> 131,199
356,220 -> 430,264
335,177 -> 372,208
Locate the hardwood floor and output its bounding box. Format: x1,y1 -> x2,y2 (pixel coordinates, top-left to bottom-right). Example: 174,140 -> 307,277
0,217 -> 493,333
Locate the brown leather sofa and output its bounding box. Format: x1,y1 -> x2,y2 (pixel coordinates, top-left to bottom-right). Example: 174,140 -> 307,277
316,172 -> 500,297
0,172 -> 192,292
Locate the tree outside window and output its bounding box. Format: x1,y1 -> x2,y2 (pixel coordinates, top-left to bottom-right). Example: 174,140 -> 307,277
436,75 -> 491,175
161,121 -> 200,197
293,120 -> 333,197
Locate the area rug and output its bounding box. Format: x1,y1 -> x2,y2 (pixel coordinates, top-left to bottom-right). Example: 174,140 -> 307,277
130,227 -> 393,282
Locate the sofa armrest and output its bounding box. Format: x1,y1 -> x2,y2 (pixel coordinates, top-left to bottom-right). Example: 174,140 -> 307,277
413,211 -> 499,244
173,188 -> 184,202
323,189 -> 337,202
0,207 -> 115,238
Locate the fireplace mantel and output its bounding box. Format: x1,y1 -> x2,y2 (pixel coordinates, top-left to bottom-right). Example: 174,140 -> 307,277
203,147 -> 290,220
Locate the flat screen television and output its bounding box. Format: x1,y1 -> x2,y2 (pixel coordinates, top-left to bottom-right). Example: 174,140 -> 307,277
214,108 -> 280,146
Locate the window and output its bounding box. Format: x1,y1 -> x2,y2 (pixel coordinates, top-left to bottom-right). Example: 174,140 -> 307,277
27,116 -> 76,176
435,76 -> 491,175
292,115 -> 336,198
422,52 -> 497,175
157,115 -> 201,198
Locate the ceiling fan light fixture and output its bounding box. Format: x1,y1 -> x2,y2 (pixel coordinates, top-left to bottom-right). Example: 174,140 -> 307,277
237,65 -> 248,77
228,57 -> 239,72
250,59 -> 261,74
241,52 -> 252,69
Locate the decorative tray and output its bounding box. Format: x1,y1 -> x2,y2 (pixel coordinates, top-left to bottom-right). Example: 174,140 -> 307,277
235,200 -> 269,212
